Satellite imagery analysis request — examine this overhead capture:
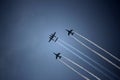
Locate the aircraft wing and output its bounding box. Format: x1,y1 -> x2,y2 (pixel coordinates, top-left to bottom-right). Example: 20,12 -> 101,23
53,32 -> 56,36
48,39 -> 51,42
68,32 -> 70,35
58,53 -> 60,55
56,56 -> 58,59
48,37 -> 53,42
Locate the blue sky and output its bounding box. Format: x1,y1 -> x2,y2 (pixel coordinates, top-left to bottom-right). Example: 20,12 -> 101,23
0,0 -> 120,80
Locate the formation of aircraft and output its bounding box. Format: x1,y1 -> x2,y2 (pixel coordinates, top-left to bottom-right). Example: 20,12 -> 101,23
65,29 -> 74,36
48,32 -> 58,42
48,29 -> 120,80
53,52 -> 62,59
49,29 -> 74,59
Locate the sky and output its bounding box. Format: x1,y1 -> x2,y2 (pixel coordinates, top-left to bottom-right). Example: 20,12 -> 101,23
0,0 -> 120,80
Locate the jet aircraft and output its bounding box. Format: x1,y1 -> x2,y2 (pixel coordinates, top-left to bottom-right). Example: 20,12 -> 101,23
65,29 -> 74,36
53,52 -> 62,59
48,32 -> 58,42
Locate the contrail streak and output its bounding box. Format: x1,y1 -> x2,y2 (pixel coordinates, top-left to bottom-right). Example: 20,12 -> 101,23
59,39 -> 119,79
71,36 -> 120,70
74,31 -> 120,62
59,59 -> 90,80
57,42 -> 112,79
62,55 -> 101,80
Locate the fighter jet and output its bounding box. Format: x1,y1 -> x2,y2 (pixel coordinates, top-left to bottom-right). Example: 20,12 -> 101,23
48,32 -> 58,42
66,29 -> 74,36
53,52 -> 62,59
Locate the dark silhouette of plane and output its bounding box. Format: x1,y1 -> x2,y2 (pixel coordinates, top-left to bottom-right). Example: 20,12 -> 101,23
53,52 -> 62,59
49,32 -> 58,42
66,29 -> 74,36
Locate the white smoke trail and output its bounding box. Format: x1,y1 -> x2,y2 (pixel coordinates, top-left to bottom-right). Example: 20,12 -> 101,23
59,39 -> 119,79
74,31 -> 120,62
71,36 -> 120,70
57,42 -> 112,79
59,59 -> 90,80
62,55 -> 101,80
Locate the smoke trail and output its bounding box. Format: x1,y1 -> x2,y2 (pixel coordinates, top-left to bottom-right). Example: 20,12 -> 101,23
59,59 -> 90,80
71,36 -> 120,70
59,39 -> 119,79
62,55 -> 101,80
57,42 -> 112,79
74,31 -> 120,62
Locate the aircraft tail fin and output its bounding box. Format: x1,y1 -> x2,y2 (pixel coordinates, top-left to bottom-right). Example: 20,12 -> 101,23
55,37 -> 58,42
59,56 -> 62,59
71,32 -> 74,35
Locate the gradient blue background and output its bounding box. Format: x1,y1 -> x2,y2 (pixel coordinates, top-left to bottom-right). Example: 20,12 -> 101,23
0,0 -> 120,80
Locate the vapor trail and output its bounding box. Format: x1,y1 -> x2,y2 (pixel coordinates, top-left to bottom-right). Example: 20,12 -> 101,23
57,42 -> 112,79
59,59 -> 90,80
71,36 -> 120,70
59,39 -> 119,79
62,55 -> 101,80
74,31 -> 120,62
